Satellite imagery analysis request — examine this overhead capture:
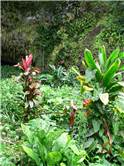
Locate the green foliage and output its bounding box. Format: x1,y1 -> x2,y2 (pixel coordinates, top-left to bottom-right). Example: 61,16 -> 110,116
83,46 -> 124,91
48,13 -> 97,67
22,117 -> 87,166
39,65 -> 77,86
0,78 -> 23,119
1,61 -> 124,166
95,14 -> 124,51
2,1 -> 123,68
73,46 -> 124,165
1,65 -> 20,79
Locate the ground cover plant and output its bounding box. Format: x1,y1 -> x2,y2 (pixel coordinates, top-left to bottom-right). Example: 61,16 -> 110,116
1,46 -> 124,166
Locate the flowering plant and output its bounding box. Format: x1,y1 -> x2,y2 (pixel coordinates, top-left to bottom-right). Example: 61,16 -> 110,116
14,54 -> 41,120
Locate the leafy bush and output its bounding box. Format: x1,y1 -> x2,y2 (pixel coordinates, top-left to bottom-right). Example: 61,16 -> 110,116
22,117 -> 87,166
77,46 -> 124,95
72,46 -> 124,165
39,65 -> 77,86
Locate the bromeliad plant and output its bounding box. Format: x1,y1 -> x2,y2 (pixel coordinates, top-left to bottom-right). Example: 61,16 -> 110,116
14,54 -> 41,120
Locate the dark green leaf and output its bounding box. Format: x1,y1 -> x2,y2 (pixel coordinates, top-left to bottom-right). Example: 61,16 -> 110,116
103,59 -> 120,87
98,45 -> 106,66
84,49 -> 96,69
22,145 -> 40,166
92,120 -> 101,133
105,48 -> 120,69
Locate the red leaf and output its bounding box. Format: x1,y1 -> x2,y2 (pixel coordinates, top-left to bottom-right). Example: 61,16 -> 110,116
83,99 -> 92,107
69,111 -> 76,127
22,58 -> 28,71
26,54 -> 33,67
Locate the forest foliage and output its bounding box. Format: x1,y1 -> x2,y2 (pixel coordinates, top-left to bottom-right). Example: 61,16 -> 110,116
1,1 -> 124,68
1,46 -> 124,165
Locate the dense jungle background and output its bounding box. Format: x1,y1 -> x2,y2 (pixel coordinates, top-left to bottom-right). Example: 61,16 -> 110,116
2,1 -> 124,69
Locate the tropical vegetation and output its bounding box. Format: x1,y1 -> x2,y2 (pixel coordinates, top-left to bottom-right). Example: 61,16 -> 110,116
1,1 -> 124,166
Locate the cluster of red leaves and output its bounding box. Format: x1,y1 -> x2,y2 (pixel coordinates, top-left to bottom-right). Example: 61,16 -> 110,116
14,54 -> 33,72
83,99 -> 92,107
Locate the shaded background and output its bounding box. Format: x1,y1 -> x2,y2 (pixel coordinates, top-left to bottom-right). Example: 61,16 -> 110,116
1,1 -> 124,70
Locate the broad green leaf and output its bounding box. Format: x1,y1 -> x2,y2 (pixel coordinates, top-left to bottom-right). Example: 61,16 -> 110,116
99,93 -> 109,105
120,65 -> 124,71
86,129 -> 96,137
98,45 -> 106,66
47,151 -> 62,166
21,124 -> 33,143
84,138 -> 94,148
84,48 -> 96,69
105,48 -> 120,69
69,143 -> 79,155
85,69 -> 96,81
103,59 -> 120,87
53,133 -> 69,151
95,62 -> 103,81
92,120 -> 101,133
22,145 -> 40,166
60,163 -> 66,166
109,84 -> 122,93
38,141 -> 47,161
119,52 -> 124,59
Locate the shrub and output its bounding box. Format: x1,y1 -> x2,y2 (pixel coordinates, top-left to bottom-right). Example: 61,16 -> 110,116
72,46 -> 124,164
14,54 -> 41,120
39,65 -> 77,87
22,117 -> 87,166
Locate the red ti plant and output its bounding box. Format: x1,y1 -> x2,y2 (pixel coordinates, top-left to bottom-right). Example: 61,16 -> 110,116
83,99 -> 92,107
69,100 -> 77,128
14,54 -> 41,120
